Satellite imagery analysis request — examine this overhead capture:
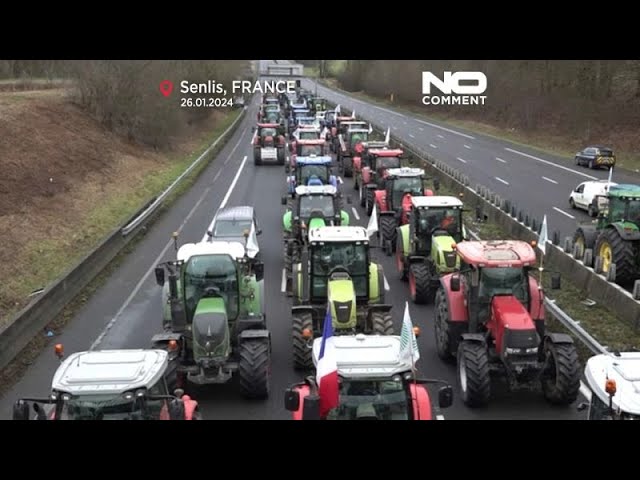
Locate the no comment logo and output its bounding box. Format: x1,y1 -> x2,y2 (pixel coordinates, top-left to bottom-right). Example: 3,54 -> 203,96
422,71 -> 487,106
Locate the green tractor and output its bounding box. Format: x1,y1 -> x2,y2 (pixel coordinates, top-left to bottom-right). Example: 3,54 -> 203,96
152,239 -> 271,399
396,196 -> 468,304
282,185 -> 352,292
573,183 -> 640,285
290,226 -> 394,370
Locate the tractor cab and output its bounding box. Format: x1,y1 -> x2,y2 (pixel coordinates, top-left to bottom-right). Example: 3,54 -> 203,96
409,196 -> 465,259
12,346 -> 201,420
282,185 -> 348,235
288,139 -> 329,170
292,126 -> 322,142
363,148 -> 403,186
308,97 -> 327,113
324,109 -> 337,126
346,128 -> 370,149
287,156 -> 337,195
256,123 -> 284,146
384,167 -> 430,213
579,352 -> 640,420
284,334 -> 453,420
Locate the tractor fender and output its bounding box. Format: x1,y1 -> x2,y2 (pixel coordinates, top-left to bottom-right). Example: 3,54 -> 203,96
439,275 -> 469,322
424,189 -> 434,196
460,333 -> 486,344
368,263 -> 384,303
361,167 -> 372,183
292,305 -> 315,316
408,255 -> 428,264
353,156 -> 362,171
151,333 -> 183,351
544,332 -> 574,345
239,328 -> 270,343
379,211 -> 396,218
367,303 -> 393,314
397,225 -> 410,257
237,316 -> 267,333
610,222 -> 640,241
283,211 -> 293,232
528,275 -> 545,320
340,209 -> 350,226
375,190 -> 387,211
409,384 -> 433,420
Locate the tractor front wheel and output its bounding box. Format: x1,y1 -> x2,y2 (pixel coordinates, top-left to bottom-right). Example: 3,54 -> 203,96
371,311 -> 394,335
457,340 -> 491,407
595,227 -> 637,284
409,262 -> 435,304
541,340 -> 580,405
292,312 -> 314,370
238,339 -> 271,399
379,216 -> 397,255
277,147 -> 285,165
434,288 -> 455,362
366,189 -> 375,216
396,236 -> 408,281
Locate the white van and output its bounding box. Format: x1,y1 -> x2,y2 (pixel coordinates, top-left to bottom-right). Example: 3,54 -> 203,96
569,180 -> 617,217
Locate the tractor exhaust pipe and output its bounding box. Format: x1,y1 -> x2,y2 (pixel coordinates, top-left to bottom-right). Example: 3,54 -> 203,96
167,264 -> 187,332
301,247 -> 310,304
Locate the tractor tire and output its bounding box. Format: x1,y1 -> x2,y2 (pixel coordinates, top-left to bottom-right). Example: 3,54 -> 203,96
366,189 -> 375,216
343,157 -> 353,177
540,340 -> 580,405
594,227 -> 637,284
379,216 -> 397,255
238,339 -> 271,399
396,232 -> 408,281
277,147 -> 285,165
457,340 -> 491,407
253,147 -> 262,166
359,183 -> 366,207
371,311 -> 394,335
353,174 -> 359,190
292,312 -> 314,370
409,262 -> 435,304
434,288 -> 455,363
573,227 -> 597,252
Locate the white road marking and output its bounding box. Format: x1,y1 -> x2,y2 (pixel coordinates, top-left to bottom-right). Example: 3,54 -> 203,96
553,206 -> 575,219
213,170 -> 222,183
580,381 -> 592,401
393,126 -> 399,130
436,414 -> 445,420
226,128 -> 247,164
464,144 -> 471,149
375,105 -> 405,117
337,176 -> 344,184
409,134 -> 415,139
384,274 -> 390,291
542,176 -> 558,184
437,134 -> 444,139
456,157 -> 467,164
468,229 -> 481,241
281,268 -> 287,293
417,119 -> 475,140
351,207 -> 360,220
495,157 -> 507,163
429,144 -> 437,149
220,156 -> 248,209
505,147 -> 598,180
495,176 -> 510,185
419,127 -> 424,131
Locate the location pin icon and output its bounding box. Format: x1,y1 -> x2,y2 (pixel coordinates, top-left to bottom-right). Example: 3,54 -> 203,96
159,80 -> 173,97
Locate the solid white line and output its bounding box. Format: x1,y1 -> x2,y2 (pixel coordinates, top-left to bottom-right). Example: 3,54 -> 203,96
553,206 -> 575,219
213,170 -> 222,183
351,207 -> 360,220
220,156 -> 248,209
226,128 -> 247,164
464,144 -> 471,149
456,157 -> 467,164
429,144 -> 437,149
437,134 -> 444,139
495,157 -> 506,163
468,229 -> 481,241
383,274 -> 390,291
505,147 -> 598,180
580,381 -> 592,401
436,414 -> 445,420
419,127 -> 424,131
542,176 -> 558,185
417,119 -> 475,140
393,126 -> 398,130
375,105 -> 405,117
281,268 -> 287,293
409,133 -> 415,139
495,176 -> 509,185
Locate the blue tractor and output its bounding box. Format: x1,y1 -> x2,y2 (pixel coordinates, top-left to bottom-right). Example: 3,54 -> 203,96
287,156 -> 338,197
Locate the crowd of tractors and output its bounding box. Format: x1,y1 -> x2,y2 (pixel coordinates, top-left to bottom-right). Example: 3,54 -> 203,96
11,87 -> 638,421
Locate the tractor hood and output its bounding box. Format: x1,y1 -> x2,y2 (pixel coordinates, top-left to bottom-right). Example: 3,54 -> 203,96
328,278 -> 357,330
431,235 -> 459,272
490,295 -> 538,355
192,297 -> 230,364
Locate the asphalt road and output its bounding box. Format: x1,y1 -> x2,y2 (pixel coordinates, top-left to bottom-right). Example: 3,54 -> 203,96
0,80 -> 589,420
296,70 -> 640,242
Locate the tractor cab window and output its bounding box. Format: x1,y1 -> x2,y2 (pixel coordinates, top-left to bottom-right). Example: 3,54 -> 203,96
478,267 -> 529,306
390,177 -> 423,207
326,379 -> 410,420
260,128 -> 277,138
299,131 -> 319,140
299,144 -> 323,156
609,197 -> 640,224
183,254 -> 239,321
350,132 -> 368,145
213,219 -> 252,238
299,195 -> 335,219
375,156 -> 401,171
298,165 -> 329,185
416,208 -> 462,240
311,243 -> 368,298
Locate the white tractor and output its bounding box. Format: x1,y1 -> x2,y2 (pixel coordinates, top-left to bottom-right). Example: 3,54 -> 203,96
578,352 -> 640,420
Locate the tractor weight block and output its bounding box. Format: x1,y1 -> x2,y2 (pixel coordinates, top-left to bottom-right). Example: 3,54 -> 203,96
594,255 -> 603,273
583,248 -> 593,267
607,263 -> 616,283
563,237 -> 573,253
633,280 -> 640,300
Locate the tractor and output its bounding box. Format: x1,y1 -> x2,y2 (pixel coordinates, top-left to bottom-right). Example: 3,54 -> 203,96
337,126 -> 371,177
308,97 -> 327,114
374,167 -> 434,253
253,123 -> 286,165
433,240 -> 581,407
396,196 -> 467,304
572,183 -> 640,286
286,156 -> 338,196
357,147 -> 403,212
284,334 -> 454,420
352,128 -> 392,191
289,226 -> 393,369
152,240 -> 271,399
282,184 -> 351,283
287,138 -> 329,172
331,117 -> 367,154
12,344 -> 202,420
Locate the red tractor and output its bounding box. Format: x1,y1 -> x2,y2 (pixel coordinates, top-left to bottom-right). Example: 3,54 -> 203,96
434,240 -> 581,407
329,116 -> 362,152
373,167 -> 434,254
352,129 -> 391,191
357,147 -> 403,212
287,139 -> 329,172
253,123 -> 286,166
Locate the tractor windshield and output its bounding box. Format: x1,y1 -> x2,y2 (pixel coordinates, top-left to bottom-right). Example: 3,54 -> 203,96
478,267 -> 529,305
299,131 -> 319,140
588,393 -> 640,420
326,379 -> 410,420
260,128 -> 277,138
265,105 -> 279,112
311,242 -> 368,298
57,387 -> 167,420
350,132 -> 368,145
183,254 -> 239,321
298,165 -> 329,185
375,157 -> 401,171
392,177 -> 423,206
299,195 -> 335,218
417,208 -> 463,240
299,144 -> 323,156
213,219 -> 253,238
608,197 -> 640,224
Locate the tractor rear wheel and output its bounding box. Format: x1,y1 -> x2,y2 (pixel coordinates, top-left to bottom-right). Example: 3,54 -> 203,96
366,189 -> 375,216
343,157 -> 353,177
595,227 -> 637,284
379,216 -> 397,255
277,147 -> 285,165
409,262 -> 435,304
238,339 -> 271,399
540,340 -> 580,405
434,288 -> 455,362
457,340 -> 491,407
292,312 -> 314,370
573,227 -> 597,252
253,147 -> 262,166
371,311 -> 394,335
396,234 -> 408,281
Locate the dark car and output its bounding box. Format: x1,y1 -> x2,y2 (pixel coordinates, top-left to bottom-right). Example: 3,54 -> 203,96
205,206 -> 261,259
574,145 -> 615,170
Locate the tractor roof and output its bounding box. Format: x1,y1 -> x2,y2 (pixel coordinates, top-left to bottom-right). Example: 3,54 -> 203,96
455,240 -> 537,267
348,129 -> 370,134
297,139 -> 326,145
368,148 -> 403,157
295,184 -> 337,197
387,167 -> 424,177
608,184 -> 640,199
308,226 -> 369,243
412,196 -> 463,208
177,240 -> 246,262
312,334 -> 412,378
342,121 -> 367,125
296,156 -> 332,165
257,123 -> 280,128
52,349 -> 168,395
364,141 -> 390,149
585,352 -> 640,415
337,116 -> 356,121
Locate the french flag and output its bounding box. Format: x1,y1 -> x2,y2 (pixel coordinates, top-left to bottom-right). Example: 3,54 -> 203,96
317,308 -> 339,418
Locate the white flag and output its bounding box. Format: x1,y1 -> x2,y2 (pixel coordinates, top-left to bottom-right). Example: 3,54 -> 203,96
351,110 -> 356,119
367,203 -> 378,238
399,301 -> 420,365
384,127 -> 390,144
335,104 -> 341,115
538,214 -> 548,255
368,124 -> 373,134
246,222 -> 260,259
607,166 -> 614,185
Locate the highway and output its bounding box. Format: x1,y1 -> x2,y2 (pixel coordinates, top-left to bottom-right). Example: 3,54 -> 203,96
0,69 -> 587,420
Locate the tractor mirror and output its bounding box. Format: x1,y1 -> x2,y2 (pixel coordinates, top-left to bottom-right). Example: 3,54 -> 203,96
281,196 -> 288,205
450,274 -> 461,292
253,262 -> 265,282
438,385 -> 453,409
12,401 -> 30,421
346,195 -> 353,204
284,388 -> 300,411
551,273 -> 561,290
576,402 -> 588,412
33,402 -> 47,420
154,267 -> 165,286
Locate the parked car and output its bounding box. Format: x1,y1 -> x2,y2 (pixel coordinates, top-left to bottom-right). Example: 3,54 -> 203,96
574,145 -> 616,170
569,179 -> 618,217
206,206 -> 261,259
